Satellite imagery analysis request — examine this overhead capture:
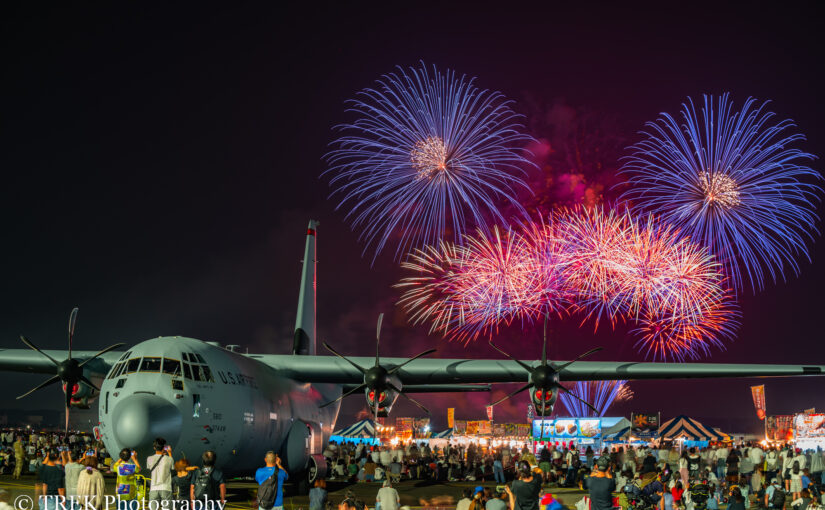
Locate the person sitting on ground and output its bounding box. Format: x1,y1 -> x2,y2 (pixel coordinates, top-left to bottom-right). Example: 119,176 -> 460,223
486,485 -> 515,510
456,488 -> 473,510
309,479 -> 328,510
791,489 -> 813,510
75,456 -> 105,510
376,479 -> 400,510
727,487 -> 746,510
364,457 -> 377,482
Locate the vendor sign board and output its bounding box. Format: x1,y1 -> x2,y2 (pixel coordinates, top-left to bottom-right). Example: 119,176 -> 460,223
531,418 -> 601,439
631,413 -> 660,438
766,415 -> 794,441
794,413 -> 825,439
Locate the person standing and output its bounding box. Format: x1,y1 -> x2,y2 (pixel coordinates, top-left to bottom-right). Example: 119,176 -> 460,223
376,479 -> 400,510
35,449 -> 65,510
13,436 -> 24,479
586,457 -> 616,510
255,452 -> 288,510
512,466 -> 542,510
62,450 -> 84,499
765,478 -> 786,510
112,448 -> 141,504
75,457 -> 105,509
146,438 -> 175,502
171,458 -> 197,504
191,451 -> 226,506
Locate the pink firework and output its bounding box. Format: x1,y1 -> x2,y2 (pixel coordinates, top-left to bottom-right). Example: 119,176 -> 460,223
556,206 -> 633,329
632,292 -> 740,361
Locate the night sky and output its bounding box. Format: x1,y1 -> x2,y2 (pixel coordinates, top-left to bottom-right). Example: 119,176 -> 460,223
2,3 -> 824,434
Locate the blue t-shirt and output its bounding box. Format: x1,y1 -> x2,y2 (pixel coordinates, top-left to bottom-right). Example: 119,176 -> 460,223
255,466 -> 289,508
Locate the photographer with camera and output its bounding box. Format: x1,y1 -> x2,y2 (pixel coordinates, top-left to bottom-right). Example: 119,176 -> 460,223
586,457 -> 616,510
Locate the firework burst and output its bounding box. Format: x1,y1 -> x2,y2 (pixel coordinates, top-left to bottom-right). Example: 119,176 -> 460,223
619,94 -> 822,292
324,62 -> 534,261
559,380 -> 634,417
397,206 -> 738,361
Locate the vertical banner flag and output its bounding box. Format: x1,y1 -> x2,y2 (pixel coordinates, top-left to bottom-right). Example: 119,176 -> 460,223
447,408 -> 455,429
487,405 -> 494,421
751,385 -> 766,420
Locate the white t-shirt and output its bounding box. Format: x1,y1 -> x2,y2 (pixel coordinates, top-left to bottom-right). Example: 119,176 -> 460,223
377,487 -> 400,510
146,454 -> 174,491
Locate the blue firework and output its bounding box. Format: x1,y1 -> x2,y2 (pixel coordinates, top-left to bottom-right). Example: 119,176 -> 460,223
324,62 -> 533,261
619,94 -> 821,292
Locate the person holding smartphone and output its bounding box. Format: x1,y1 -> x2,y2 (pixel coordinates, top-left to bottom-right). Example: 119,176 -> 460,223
147,438 -> 175,503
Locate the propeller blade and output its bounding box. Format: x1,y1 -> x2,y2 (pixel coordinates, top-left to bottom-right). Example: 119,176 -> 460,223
555,347 -> 604,372
490,383 -> 531,407
19,335 -> 59,366
79,375 -> 101,393
542,314 -> 548,367
79,343 -> 127,367
375,313 -> 383,367
397,390 -> 430,415
387,348 -> 437,375
557,384 -> 599,415
319,383 -> 367,408
68,307 -> 79,360
323,342 -> 366,374
373,398 -> 379,438
65,388 -> 72,435
16,375 -> 61,400
488,341 -> 532,373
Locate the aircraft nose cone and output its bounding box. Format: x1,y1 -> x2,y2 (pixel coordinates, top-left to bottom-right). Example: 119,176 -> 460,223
113,394 -> 182,450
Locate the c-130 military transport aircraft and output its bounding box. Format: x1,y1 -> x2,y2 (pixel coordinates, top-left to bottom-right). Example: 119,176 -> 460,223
1,220 -> 824,491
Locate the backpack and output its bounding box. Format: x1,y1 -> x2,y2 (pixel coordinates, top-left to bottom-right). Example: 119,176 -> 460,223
256,468 -> 280,509
771,487 -> 786,508
193,467 -> 218,501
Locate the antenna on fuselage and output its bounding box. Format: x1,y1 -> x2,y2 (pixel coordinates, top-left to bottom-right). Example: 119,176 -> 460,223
293,220 -> 318,355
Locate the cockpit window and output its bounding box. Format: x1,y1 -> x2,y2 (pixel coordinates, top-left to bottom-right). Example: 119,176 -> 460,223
182,352 -> 190,362
195,353 -> 205,363
191,365 -> 203,382
182,363 -> 192,380
201,366 -> 214,383
119,351 -> 132,361
107,363 -> 121,379
126,358 -> 141,373
162,358 -> 181,376
140,357 -> 161,372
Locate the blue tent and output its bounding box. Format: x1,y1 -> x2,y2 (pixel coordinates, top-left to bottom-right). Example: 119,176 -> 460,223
330,419 -> 380,445
659,415 -> 724,441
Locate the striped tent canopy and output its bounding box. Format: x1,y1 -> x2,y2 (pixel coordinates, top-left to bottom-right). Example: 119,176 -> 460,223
659,415 -> 724,441
713,427 -> 733,442
433,428 -> 453,438
332,419 -> 376,438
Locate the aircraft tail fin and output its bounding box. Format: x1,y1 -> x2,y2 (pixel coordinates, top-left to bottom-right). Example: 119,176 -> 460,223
293,220 -> 318,355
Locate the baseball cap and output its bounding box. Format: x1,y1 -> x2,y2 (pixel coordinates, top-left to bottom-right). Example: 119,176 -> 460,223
771,478 -> 779,484
596,456 -> 610,471
474,486 -> 484,495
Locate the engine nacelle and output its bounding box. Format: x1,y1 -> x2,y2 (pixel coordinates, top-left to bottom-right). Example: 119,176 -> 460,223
530,386 -> 557,416
365,387 -> 400,417
62,376 -> 101,409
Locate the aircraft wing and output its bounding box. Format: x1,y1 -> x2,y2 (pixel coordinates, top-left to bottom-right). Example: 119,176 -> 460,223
254,354 -> 825,385
0,349 -> 123,374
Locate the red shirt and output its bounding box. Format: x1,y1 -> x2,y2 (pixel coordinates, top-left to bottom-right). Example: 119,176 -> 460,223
672,488 -> 684,501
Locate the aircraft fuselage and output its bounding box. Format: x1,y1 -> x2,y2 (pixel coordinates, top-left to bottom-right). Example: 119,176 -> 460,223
98,336 -> 341,475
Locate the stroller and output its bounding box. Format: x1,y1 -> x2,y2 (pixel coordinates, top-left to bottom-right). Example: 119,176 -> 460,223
689,481 -> 711,510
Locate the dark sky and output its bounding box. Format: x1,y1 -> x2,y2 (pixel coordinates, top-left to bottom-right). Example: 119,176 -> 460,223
2,3 -> 824,434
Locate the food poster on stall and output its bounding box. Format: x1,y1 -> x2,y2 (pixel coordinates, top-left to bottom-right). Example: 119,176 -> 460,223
631,413 -> 660,439
794,413 -> 825,449
395,417 -> 414,440
766,415 -> 794,442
